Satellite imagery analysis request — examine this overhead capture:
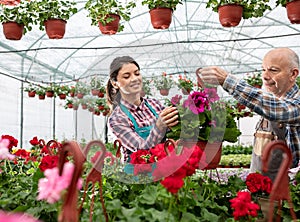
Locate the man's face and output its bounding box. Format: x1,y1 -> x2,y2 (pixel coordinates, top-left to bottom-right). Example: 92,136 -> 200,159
262,50 -> 296,97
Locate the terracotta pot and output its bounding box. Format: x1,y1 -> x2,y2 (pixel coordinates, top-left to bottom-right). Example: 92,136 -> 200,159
67,103 -> 73,109
73,105 -> 78,110
2,22 -> 24,40
28,91 -> 36,97
218,4 -> 243,27
58,94 -> 66,100
39,94 -> 45,100
99,14 -> 120,35
91,89 -> 100,96
149,8 -> 172,29
257,197 -> 280,222
77,93 -> 84,99
81,104 -> 87,110
180,140 -> 222,170
98,92 -> 104,98
0,0 -> 20,5
46,91 -> 54,97
44,19 -> 66,39
286,1 -> 300,24
70,92 -> 75,97
159,89 -> 169,96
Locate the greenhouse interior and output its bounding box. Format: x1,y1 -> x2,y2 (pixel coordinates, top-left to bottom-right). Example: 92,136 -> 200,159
0,0 -> 300,221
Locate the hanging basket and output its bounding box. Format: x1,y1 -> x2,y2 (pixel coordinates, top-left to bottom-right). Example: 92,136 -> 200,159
159,89 -> 169,96
27,91 -> 36,97
2,22 -> 24,40
149,8 -> 172,29
99,14 -> 120,35
218,4 -> 243,27
286,0 -> 300,24
44,19 -> 66,39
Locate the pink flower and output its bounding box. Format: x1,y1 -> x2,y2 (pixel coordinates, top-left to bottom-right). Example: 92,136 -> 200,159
37,162 -> 82,204
183,91 -> 210,114
0,139 -> 15,160
0,211 -> 40,222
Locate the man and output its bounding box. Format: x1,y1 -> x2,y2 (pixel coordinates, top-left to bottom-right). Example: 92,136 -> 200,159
198,47 -> 300,179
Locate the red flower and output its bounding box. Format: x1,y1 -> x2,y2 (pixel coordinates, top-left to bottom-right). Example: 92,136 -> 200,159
160,176 -> 184,194
29,136 -> 39,146
150,143 -> 172,160
14,149 -> 31,159
1,135 -> 18,150
245,173 -> 272,195
39,155 -> 59,172
230,191 -> 260,220
130,149 -> 152,164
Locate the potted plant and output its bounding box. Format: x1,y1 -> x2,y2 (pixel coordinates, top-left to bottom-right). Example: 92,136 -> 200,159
55,84 -> 70,100
90,76 -> 102,96
153,72 -> 174,96
141,0 -> 183,29
276,0 -> 300,24
165,89 -> 241,169
177,74 -> 194,95
33,0 -> 78,39
84,0 -> 136,35
206,0 -> 271,27
0,0 -> 36,40
24,83 -> 37,97
245,72 -> 263,88
141,78 -> 152,97
36,87 -> 46,100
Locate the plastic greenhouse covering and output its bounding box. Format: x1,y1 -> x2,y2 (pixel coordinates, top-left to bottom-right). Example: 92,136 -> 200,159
0,0 -> 299,148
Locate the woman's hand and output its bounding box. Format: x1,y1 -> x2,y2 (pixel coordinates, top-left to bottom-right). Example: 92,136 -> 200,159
156,106 -> 179,131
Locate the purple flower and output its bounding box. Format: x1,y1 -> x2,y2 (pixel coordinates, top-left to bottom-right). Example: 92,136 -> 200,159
182,91 -> 210,114
204,88 -> 219,102
171,94 -> 182,106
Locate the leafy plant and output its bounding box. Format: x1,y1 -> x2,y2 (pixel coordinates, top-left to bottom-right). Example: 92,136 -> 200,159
166,89 -> 241,143
275,0 -> 295,6
84,0 -> 136,32
54,84 -> 70,95
245,72 -> 263,87
141,0 -> 183,11
24,83 -> 37,92
177,74 -> 194,93
0,0 -> 37,34
142,78 -> 152,96
206,0 -> 272,19
153,72 -> 174,90
32,0 -> 78,31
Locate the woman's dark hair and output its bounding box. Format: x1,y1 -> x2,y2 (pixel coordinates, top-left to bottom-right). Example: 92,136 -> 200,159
106,56 -> 140,110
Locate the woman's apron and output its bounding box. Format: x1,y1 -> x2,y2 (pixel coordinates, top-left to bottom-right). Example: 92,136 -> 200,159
119,100 -> 159,175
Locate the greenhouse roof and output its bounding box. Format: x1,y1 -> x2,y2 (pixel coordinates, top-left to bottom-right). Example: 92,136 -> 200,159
1,0 -> 300,84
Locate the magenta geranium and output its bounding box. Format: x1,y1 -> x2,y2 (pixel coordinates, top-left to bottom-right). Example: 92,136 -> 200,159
166,88 -> 241,142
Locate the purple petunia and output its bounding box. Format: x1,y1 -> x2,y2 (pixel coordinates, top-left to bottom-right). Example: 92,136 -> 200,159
182,91 -> 210,114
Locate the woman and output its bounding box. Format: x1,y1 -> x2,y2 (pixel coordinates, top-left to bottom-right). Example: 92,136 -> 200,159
107,56 -> 179,163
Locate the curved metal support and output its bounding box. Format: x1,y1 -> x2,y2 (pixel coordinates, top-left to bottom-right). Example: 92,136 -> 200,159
58,141 -> 85,222
78,140 -> 108,222
262,140 -> 297,222
113,139 -> 122,159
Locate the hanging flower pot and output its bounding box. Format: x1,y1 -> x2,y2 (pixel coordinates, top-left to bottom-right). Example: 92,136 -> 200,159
58,94 -> 67,100
286,0 -> 300,24
2,22 -> 24,40
99,14 -> 120,35
27,91 -> 36,97
91,89 -> 100,96
81,104 -> 87,110
46,91 -> 54,97
159,89 -> 169,96
149,8 -> 172,29
218,4 -> 243,27
38,94 -> 45,100
44,19 -> 66,39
